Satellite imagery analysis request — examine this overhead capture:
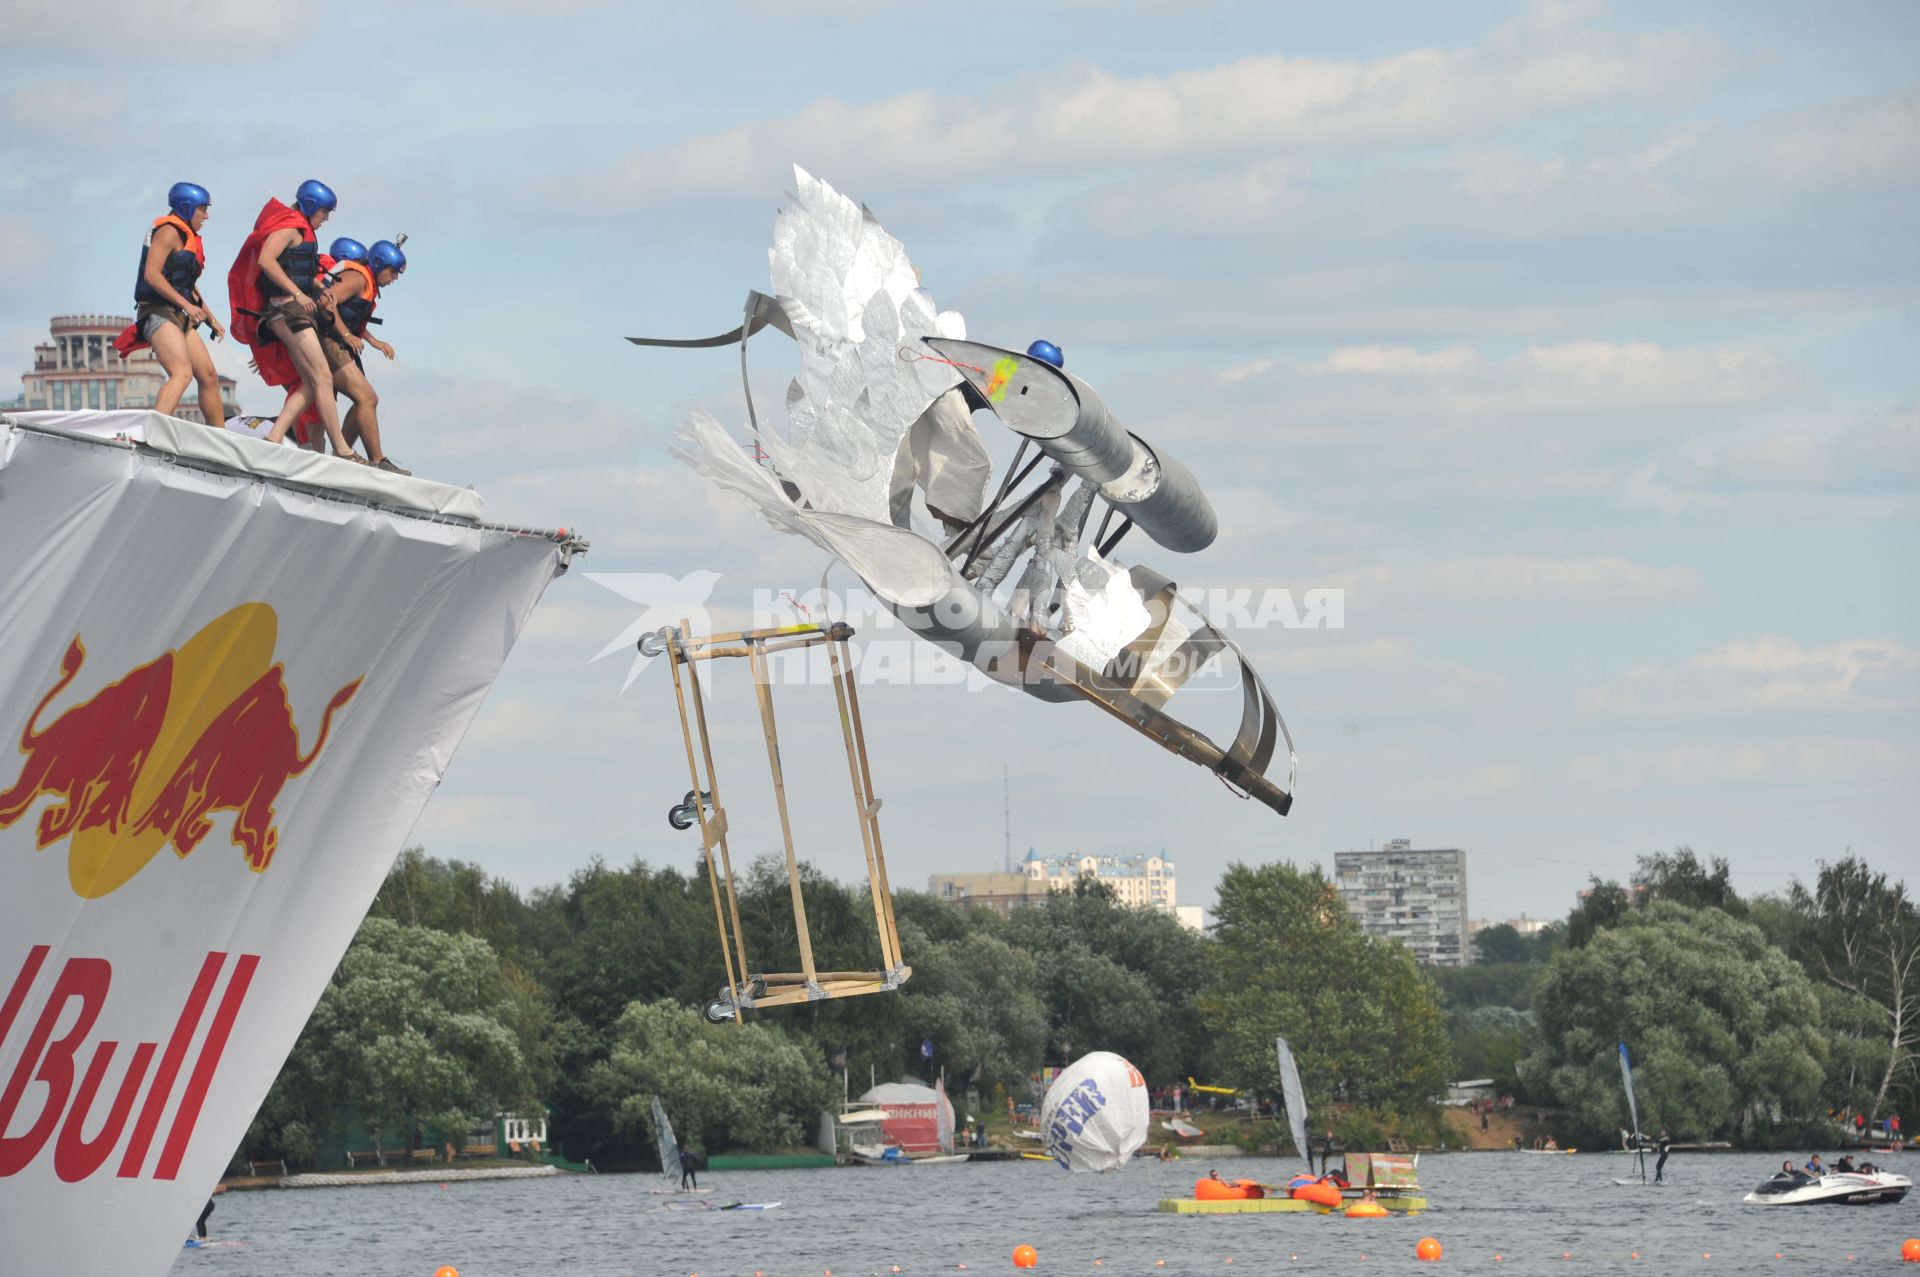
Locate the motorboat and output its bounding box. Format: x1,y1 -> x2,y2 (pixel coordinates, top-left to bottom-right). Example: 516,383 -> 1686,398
1744,1170 -> 1910,1206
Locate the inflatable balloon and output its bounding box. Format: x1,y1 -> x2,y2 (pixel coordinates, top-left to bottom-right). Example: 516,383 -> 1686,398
1040,1051 -> 1150,1172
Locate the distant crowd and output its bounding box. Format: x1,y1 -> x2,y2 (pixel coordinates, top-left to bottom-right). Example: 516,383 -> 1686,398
127,180 -> 411,474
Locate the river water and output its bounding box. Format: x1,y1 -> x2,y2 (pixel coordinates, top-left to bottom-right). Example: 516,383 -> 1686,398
170,1151 -> 1916,1275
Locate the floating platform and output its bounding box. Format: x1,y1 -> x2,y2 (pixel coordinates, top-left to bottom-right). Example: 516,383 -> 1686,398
282,1167 -> 562,1189
1159,1195 -> 1429,1214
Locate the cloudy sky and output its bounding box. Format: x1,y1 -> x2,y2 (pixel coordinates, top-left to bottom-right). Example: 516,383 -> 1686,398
4,1 -> 1914,924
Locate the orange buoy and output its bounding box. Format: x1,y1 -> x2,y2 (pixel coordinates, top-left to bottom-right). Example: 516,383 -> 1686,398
434,1269 -> 459,1277
1903,1239 -> 1920,1263
1417,1238 -> 1443,1261
1345,1201 -> 1390,1218
1013,1244 -> 1037,1269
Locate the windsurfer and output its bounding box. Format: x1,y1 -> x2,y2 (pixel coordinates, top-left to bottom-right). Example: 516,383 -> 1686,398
1653,1128 -> 1670,1184
679,1146 -> 699,1190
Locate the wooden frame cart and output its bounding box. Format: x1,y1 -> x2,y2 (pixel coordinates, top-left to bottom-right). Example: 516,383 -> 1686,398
648,621 -> 909,1022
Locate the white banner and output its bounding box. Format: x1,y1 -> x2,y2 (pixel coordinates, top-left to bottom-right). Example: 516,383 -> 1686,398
0,419 -> 576,1276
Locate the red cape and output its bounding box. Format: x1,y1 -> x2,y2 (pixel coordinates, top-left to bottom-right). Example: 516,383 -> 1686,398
228,198 -> 314,390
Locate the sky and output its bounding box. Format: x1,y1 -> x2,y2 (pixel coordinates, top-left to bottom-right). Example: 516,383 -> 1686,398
3,0 -> 1914,925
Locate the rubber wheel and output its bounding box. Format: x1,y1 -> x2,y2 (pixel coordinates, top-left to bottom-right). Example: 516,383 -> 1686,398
668,804 -> 696,831
704,998 -> 735,1023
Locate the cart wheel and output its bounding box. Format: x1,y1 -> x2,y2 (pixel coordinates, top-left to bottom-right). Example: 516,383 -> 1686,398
704,997 -> 736,1023
668,804 -> 697,831
639,631 -> 670,657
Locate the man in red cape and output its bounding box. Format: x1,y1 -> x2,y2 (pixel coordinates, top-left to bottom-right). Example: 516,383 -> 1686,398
226,181 -> 355,456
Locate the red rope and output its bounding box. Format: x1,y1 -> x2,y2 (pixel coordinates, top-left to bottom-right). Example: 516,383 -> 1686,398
898,346 -> 986,374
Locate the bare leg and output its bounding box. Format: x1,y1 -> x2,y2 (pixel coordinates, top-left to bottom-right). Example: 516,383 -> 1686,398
263,318 -> 349,455
184,332 -> 225,425
331,361 -> 386,463
147,323 -> 194,417
263,384 -> 311,444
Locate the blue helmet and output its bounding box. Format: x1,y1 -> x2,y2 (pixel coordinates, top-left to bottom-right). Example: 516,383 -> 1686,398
328,237 -> 369,263
368,240 -> 407,278
167,182 -> 211,221
1026,339 -> 1064,369
294,179 -> 337,220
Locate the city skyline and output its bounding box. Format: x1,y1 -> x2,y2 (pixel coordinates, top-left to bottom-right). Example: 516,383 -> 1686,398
3,2 -> 1912,924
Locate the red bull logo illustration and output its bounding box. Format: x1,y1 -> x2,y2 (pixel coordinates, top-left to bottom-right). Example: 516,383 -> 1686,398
0,603 -> 361,898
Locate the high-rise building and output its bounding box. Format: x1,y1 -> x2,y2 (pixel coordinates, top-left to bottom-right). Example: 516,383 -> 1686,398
15,315 -> 239,422
1333,839 -> 1469,967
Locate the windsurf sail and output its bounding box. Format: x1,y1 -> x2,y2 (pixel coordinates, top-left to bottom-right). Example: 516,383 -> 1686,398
652,1095 -> 680,1184
1275,1037 -> 1311,1165
1618,1042 -> 1645,1183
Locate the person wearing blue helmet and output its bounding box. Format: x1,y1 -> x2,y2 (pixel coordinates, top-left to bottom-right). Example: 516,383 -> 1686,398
1026,339 -> 1064,369
126,182 -> 227,420
228,178 -> 353,457
310,237 -> 408,473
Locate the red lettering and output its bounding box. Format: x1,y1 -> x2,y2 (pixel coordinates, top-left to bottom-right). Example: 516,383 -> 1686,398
116,951 -> 221,1179
0,957 -> 110,1175
54,1040 -> 155,1182
155,953 -> 256,1180
0,946 -> 50,1046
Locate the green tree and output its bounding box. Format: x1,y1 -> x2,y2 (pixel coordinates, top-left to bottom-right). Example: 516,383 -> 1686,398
585,999 -> 834,1159
1636,847 -> 1745,917
1446,1005 -> 1537,1095
1521,902 -> 1826,1142
1200,862 -> 1449,1120
1471,923 -> 1540,965
1788,856 -> 1920,1119
289,918 -> 541,1153
1565,878 -> 1632,949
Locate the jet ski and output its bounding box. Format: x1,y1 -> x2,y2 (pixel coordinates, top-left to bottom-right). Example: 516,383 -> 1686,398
1744,1169 -> 1911,1206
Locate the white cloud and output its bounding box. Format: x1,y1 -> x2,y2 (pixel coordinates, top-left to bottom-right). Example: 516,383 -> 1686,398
1341,554 -> 1699,612
534,13 -> 1721,212
1569,735 -> 1915,792
1580,637 -> 1920,719
1764,89 -> 1920,186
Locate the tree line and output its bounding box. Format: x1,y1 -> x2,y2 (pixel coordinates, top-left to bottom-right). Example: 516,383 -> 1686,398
239,845 -> 1916,1169
240,851 -> 1449,1169
1442,849 -> 1918,1146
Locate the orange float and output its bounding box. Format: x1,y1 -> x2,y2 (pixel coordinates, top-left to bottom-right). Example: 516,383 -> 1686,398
1194,1178 -> 1266,1201
1346,1201 -> 1390,1218
1291,1181 -> 1344,1209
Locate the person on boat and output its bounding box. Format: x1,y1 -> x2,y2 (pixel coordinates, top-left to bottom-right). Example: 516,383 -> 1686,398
123,183 -> 228,420
1802,1153 -> 1825,1177
1544,1136 -> 1560,1151
1834,1154 -> 1856,1173
227,179 -> 356,458
1653,1128 -> 1671,1184
1772,1160 -> 1805,1181
306,236 -> 408,473
678,1146 -> 699,1190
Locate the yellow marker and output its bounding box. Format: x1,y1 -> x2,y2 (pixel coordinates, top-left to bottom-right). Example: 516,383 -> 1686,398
985,356 -> 1019,403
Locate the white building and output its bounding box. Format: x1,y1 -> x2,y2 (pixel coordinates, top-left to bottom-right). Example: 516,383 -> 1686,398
15,314 -> 238,422
1018,850 -> 1204,931
1333,839 -> 1469,967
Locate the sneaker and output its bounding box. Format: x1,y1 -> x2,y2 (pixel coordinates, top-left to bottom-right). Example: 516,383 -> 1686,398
376,457 -> 412,476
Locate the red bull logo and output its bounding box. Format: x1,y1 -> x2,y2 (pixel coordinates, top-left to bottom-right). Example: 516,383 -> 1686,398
0,603 -> 360,897
0,944 -> 256,1181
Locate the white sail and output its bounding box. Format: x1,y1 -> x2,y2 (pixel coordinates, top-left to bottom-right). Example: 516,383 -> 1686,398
1618,1041 -> 1645,1182
1275,1037 -> 1311,1163
652,1095 -> 680,1183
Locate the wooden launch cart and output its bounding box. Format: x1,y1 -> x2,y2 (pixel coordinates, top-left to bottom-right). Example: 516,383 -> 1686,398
649,621 -> 909,1021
